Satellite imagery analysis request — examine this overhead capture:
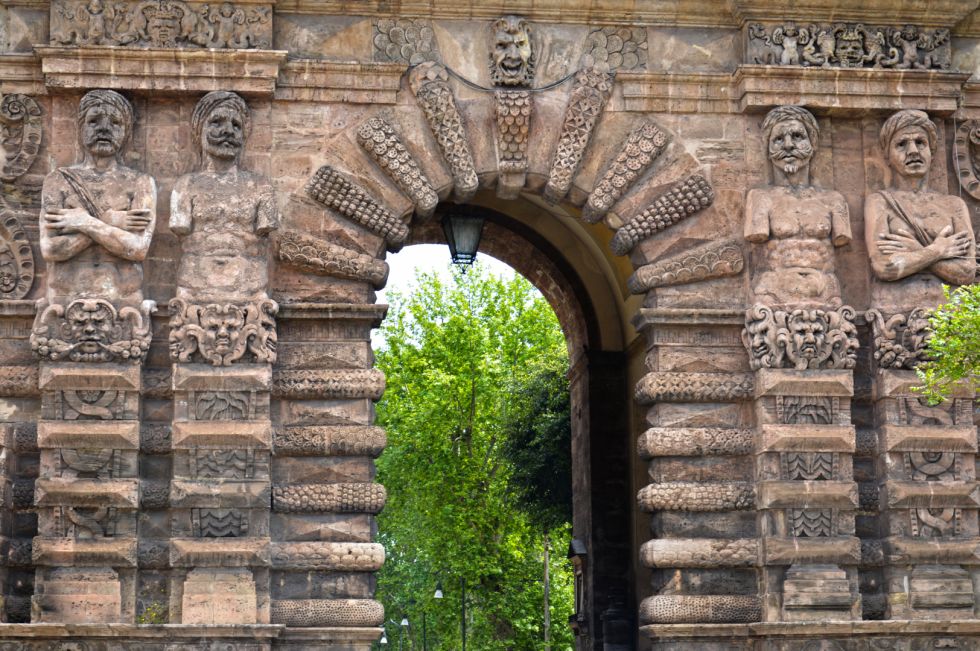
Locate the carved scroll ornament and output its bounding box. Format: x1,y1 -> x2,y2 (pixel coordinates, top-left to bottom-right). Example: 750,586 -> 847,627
954,120 -> 980,202
168,298 -> 278,366
742,304 -> 858,371
0,94 -> 42,183
31,298 -> 154,363
866,308 -> 931,370
50,0 -> 272,48
0,213 -> 34,299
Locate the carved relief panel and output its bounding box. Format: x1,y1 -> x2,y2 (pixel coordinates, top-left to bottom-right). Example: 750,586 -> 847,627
50,0 -> 272,48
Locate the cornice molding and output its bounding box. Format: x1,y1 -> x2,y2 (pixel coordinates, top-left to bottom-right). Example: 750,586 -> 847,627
276,60 -> 403,103
729,0 -> 979,29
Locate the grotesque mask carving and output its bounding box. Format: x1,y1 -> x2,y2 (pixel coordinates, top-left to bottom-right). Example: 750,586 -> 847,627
834,26 -> 865,67
489,15 -> 534,86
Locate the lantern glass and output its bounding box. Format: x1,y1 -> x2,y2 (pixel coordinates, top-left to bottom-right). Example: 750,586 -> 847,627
442,212 -> 485,266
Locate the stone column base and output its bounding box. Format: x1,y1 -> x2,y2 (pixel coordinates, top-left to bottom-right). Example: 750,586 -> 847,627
642,620 -> 980,650
0,624 -> 382,649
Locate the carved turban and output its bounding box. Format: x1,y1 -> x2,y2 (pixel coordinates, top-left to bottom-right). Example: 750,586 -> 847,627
879,109 -> 937,153
762,105 -> 819,147
77,89 -> 134,142
190,91 -> 251,153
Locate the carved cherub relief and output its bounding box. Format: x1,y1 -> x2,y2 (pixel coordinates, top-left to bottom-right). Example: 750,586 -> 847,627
866,110 -> 974,288
31,90 -> 156,362
489,15 -> 535,87
745,105 -> 850,309
169,91 -> 278,366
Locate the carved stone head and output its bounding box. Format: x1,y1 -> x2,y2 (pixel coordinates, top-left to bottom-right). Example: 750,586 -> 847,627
77,89 -> 133,162
191,91 -> 250,164
489,15 -> 534,86
200,304 -> 246,357
880,109 -> 937,181
141,0 -> 186,47
64,299 -> 115,355
834,25 -> 865,67
762,105 -> 818,182
787,310 -> 827,365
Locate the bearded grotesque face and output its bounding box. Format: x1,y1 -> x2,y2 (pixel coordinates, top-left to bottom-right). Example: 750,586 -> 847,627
887,125 -> 932,180
789,313 -> 826,362
835,34 -> 864,67
768,118 -> 814,177
489,16 -> 534,87
81,102 -> 126,159
201,305 -> 246,357
66,300 -> 115,354
203,105 -> 245,162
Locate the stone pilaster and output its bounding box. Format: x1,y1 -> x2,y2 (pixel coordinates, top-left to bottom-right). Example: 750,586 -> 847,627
32,362 -> 142,623
268,303 -> 386,649
753,369 -> 861,622
169,363 -> 272,624
872,369 -> 980,619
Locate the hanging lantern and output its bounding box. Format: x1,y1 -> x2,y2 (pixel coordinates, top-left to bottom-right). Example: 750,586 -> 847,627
441,208 -> 485,266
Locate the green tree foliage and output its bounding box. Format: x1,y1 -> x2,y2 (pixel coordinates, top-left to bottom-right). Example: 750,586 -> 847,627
917,283 -> 980,402
374,262 -> 574,650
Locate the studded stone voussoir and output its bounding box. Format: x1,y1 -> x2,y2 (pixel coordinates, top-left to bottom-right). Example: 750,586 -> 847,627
583,120 -> 668,223
610,174 -> 715,256
409,62 -> 479,203
276,229 -> 389,288
628,239 -> 743,293
640,595 -> 762,624
306,165 -> 409,246
544,66 -> 614,204
356,115 -> 438,219
494,89 -> 532,199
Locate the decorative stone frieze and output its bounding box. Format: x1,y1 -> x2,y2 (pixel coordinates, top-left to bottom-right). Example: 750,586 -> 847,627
409,62 -> 478,203
356,115 -> 438,220
373,17 -> 435,64
637,427 -> 754,458
582,120 -> 668,224
747,22 -> 951,70
628,239 -> 743,293
271,369 -> 386,401
610,174 -> 714,256
543,67 -> 614,204
582,26 -> 647,72
50,0 -> 272,48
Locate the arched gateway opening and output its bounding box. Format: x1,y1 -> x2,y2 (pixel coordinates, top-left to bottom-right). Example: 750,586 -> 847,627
392,195 -> 637,649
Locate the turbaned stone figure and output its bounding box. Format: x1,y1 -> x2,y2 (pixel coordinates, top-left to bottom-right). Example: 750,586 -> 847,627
169,91 -> 278,366
742,105 -> 857,371
31,89 -> 156,363
865,109 -> 976,368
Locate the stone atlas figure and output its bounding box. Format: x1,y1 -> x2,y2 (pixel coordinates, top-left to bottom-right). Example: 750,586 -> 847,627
865,109 -> 975,296
742,105 -> 857,371
169,90 -> 278,366
31,89 -> 156,362
745,105 -> 850,309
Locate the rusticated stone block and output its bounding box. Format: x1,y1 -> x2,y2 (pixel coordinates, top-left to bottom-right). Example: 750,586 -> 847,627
639,538 -> 757,568
637,427 -> 753,458
270,598 -> 384,627
270,542 -> 385,571
32,538 -> 137,567
34,479 -> 138,508
639,595 -> 761,624
171,538 -> 270,567
274,425 -> 386,457
37,420 -> 139,450
637,481 -> 755,512
273,483 -> 386,514
272,369 -> 386,400
181,568 -> 258,625
635,373 -> 754,404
